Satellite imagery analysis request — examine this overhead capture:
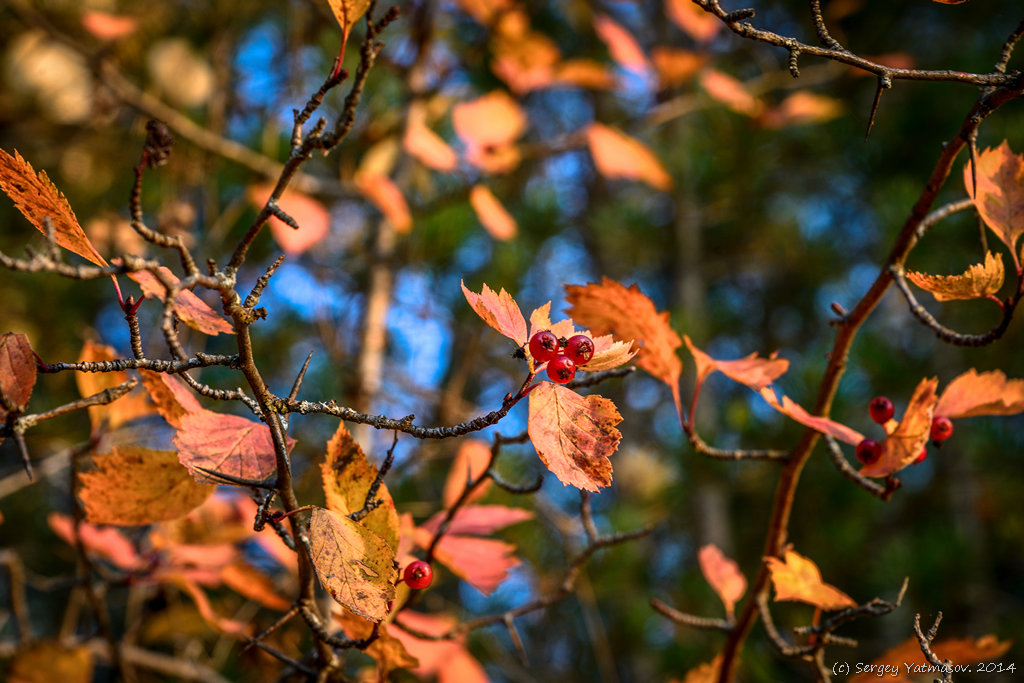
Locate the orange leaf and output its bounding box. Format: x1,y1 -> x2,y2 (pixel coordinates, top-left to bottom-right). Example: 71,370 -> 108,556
453,91 -> 527,151
334,607 -> 419,676
964,140 -> 1024,260
490,17 -> 560,93
850,635 -> 1011,683
75,340 -> 154,431
685,335 -> 789,390
220,561 -> 292,611
757,387 -> 865,445
48,512 -> 142,571
553,59 -> 616,90
700,69 -> 764,117
565,277 -> 683,412
126,266 -> 235,335
321,422 -> 399,550
138,369 -> 202,429
247,183 -> 330,255
469,184 -> 517,240
907,251 -> 1004,301
0,148 -> 106,266
593,14 -> 650,75
442,439 -> 493,508
79,446 -> 214,525
0,333 -> 37,432
586,123 -> 673,191
404,115 -> 458,172
528,382 -> 622,491
935,368 -> 1024,418
461,280 -> 528,345
80,10 -> 138,41
759,91 -> 844,129
354,174 -> 413,233
666,0 -> 722,43
698,544 -> 746,620
453,0 -> 515,25
861,377 -> 939,477
174,409 -> 294,483
651,47 -> 707,88
391,611 -> 489,683
324,0 -> 371,48
164,573 -> 252,636
681,655 -> 723,683
765,547 -> 856,610
7,640 -> 93,683
932,0 -> 969,3
308,507 -> 397,622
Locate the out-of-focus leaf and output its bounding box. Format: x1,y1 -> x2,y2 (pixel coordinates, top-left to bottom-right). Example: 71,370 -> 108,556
81,10 -> 138,41
700,69 -> 763,116
75,340 -> 153,431
354,174 -> 413,233
469,184 -> 516,240
7,640 -> 93,683
666,0 -> 721,43
698,544 -> 746,620
247,183 -> 330,255
453,91 -> 526,173
759,91 -> 844,129
442,439 -> 492,508
391,611 -> 489,683
138,369 -> 201,429
850,634 -> 1011,683
907,251 -> 1004,301
334,606 -> 418,676
593,14 -> 650,75
404,111 -> 458,172
765,547 -> 856,610
586,123 -> 673,191
48,512 -> 142,571
651,47 -> 707,87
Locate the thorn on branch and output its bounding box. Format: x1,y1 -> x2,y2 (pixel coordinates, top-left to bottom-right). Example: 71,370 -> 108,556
865,72 -> 892,140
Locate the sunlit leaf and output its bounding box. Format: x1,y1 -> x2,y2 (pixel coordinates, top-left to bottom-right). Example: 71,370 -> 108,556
760,91 -> 844,129
126,266 -> 235,335
220,561 -> 292,611
651,47 -> 707,88
8,640 -> 93,683
404,110 -> 458,172
354,173 -> 413,233
247,183 -> 330,255
461,280 -> 528,345
334,606 -> 419,675
850,634 -> 1011,683
81,10 -> 138,41
138,369 -> 202,429
700,69 -> 763,117
586,123 -> 673,191
324,0 -> 372,52
391,611 -> 489,683
0,333 -> 36,433
442,439 -> 492,508
765,547 -> 856,610
469,184 -> 517,241
964,141 -> 1024,258
174,409 -> 293,483
935,368 -> 1024,418
685,335 -> 789,390
861,377 -> 939,478
681,655 -> 723,683
666,0 -> 721,43
453,91 -> 527,173
554,59 -> 616,90
757,387 -> 865,445
527,301 -> 635,372
593,14 -> 650,75
75,340 -> 154,431
907,251 -> 1004,301
698,544 -> 746,620
48,512 -> 142,571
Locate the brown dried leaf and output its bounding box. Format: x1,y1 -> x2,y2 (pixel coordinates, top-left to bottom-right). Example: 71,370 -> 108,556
765,547 -> 856,610
906,251 -> 1004,301
528,382 -> 622,491
586,123 -> 673,191
138,369 -> 201,428
698,544 -> 746,620
964,141 -> 1024,258
75,340 -> 154,431
681,655 -> 723,683
757,387 -> 865,445
80,445 -> 214,525
685,335 -> 789,390
469,184 -> 517,241
308,507 -> 397,622
321,421 -> 399,551
174,409 -> 294,483
861,377 -> 938,477
0,148 -> 106,266
593,14 -> 650,75
461,280 -> 528,345
0,333 -> 36,429
126,266 -> 234,335
8,640 -> 93,683
935,368 -> 1024,418
565,277 -> 682,412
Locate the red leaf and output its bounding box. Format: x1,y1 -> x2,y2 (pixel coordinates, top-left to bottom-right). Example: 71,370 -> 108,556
935,368 -> 1024,418
757,387 -> 865,445
461,280 -> 528,345
684,335 -> 789,390
126,266 -> 234,335
0,333 -> 37,431
964,140 -> 1024,265
586,123 -> 673,191
698,544 -> 746,620
247,183 -> 330,255
469,184 -> 517,241
528,382 -> 622,491
48,512 -> 142,571
391,611 -> 489,683
593,14 -> 650,75
849,635 -> 1011,683
81,10 -> 138,41
174,410 -> 294,483
0,148 -> 107,266
860,377 -> 939,478
138,369 -> 201,429
420,505 -> 532,537
442,439 -> 492,508
765,547 -> 856,610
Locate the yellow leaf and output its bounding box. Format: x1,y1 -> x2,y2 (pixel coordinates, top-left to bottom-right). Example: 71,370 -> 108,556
324,0 -> 371,45
906,251 -> 1004,301
765,547 -> 856,611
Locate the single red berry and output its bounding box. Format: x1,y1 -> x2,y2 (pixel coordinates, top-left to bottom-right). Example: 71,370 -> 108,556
529,330 -> 559,363
403,560 -> 433,590
546,355 -> 576,384
930,415 -> 953,443
869,396 -> 894,424
565,334 -> 595,365
913,448 -> 928,464
855,438 -> 882,466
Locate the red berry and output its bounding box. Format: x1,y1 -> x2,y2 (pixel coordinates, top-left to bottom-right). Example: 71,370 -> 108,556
913,448 -> 928,464
869,396 -> 894,424
855,438 -> 882,466
565,334 -> 595,365
403,560 -> 433,590
930,416 -> 953,443
546,355 -> 576,384
529,330 -> 559,363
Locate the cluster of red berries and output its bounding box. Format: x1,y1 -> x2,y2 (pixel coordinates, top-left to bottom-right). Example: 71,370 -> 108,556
528,330 -> 594,384
402,560 -> 433,590
855,396 -> 954,467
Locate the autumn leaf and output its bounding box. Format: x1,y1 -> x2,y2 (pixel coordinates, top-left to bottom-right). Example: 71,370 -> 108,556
685,335 -> 789,391
964,141 -> 1024,261
666,0 -> 721,43
906,251 -> 1004,301
404,111 -> 458,172
700,69 -> 764,117
0,333 -> 36,433
861,377 -> 938,478
442,439 -> 493,508
461,280 -> 528,345
765,547 -> 856,610
334,606 -> 419,676
174,409 -> 294,484
490,15 -> 561,93
220,561 -> 292,611
932,0 -> 969,4
320,421 -> 400,550
453,91 -> 527,173
391,611 -> 489,683
469,184 -> 517,240
79,446 -> 214,525
324,0 -> 371,54
163,573 -> 252,636
553,59 -> 615,90
76,340 -> 154,431
565,277 -> 683,413
7,640 -> 94,683
126,265 -> 235,335
247,183 -> 330,255
759,91 -> 844,129
586,123 -> 673,191
0,148 -> 107,266
354,173 -> 413,233
593,14 -> 650,75
420,504 -> 532,538
935,368 -> 1024,418
308,506 -> 397,622
48,512 -> 142,571
528,381 -> 622,491
849,634 -> 1011,683
138,369 -> 202,428
81,10 -> 138,41
651,48 -> 707,88
756,387 -> 865,445
681,655 -> 723,683
698,544 -> 746,620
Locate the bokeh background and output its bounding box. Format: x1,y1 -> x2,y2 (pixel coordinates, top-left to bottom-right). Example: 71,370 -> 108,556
1,0 -> 1023,680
